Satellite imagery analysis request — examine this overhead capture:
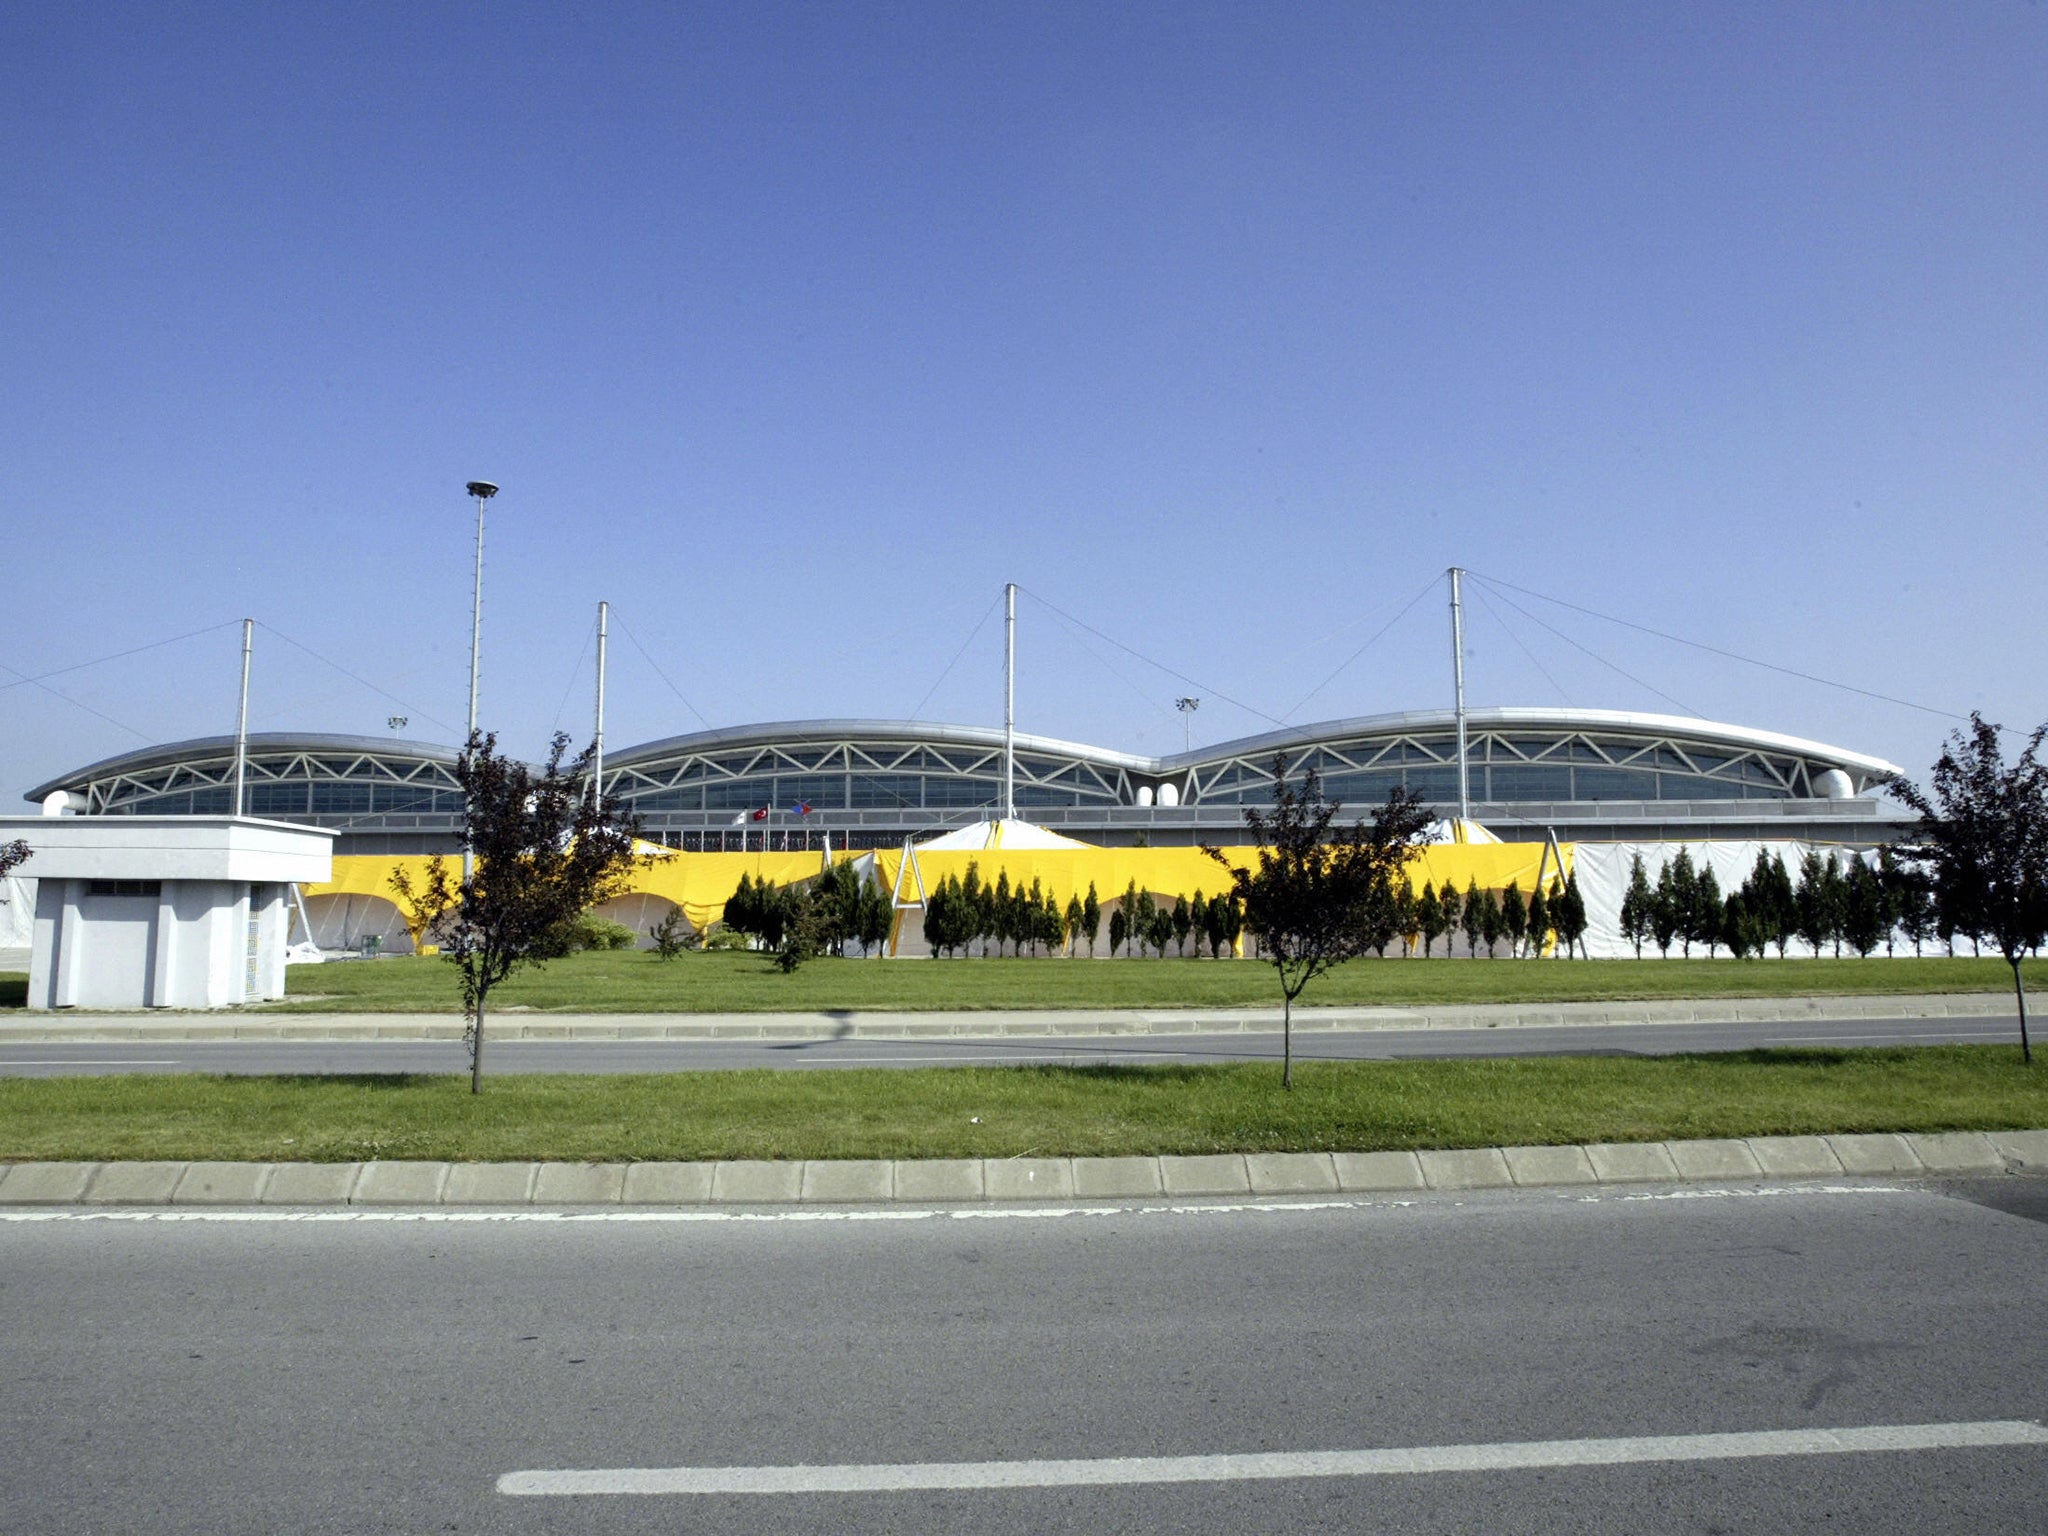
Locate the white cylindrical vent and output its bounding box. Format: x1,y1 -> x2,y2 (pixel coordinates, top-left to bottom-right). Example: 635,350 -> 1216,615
1134,785 -> 1154,808
1813,768 -> 1855,800
42,790 -> 86,816
1157,781 -> 1180,808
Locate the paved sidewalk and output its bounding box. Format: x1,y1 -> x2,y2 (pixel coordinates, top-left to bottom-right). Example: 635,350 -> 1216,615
3,1129 -> 2043,1208
0,991 -> 2016,1043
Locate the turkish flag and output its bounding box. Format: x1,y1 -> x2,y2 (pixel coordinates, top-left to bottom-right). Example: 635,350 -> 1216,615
751,807 -> 769,821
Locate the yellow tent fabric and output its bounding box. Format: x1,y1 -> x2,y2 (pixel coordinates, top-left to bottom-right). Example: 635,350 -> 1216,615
307,839 -> 1572,936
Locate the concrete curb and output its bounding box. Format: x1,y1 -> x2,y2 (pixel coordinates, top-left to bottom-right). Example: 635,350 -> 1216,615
0,991 -> 2019,1043
5,1129 -> 2045,1208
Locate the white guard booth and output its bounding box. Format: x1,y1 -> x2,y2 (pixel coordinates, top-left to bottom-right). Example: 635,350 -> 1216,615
0,817 -> 336,1010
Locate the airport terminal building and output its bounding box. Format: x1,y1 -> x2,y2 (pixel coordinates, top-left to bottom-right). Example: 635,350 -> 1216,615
25,706 -> 1908,854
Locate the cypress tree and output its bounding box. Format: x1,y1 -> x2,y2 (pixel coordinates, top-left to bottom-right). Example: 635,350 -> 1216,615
1477,887 -> 1504,958
1558,871 -> 1589,959
1694,866 -> 1723,958
1794,850 -> 1829,957
1669,850 -> 1699,958
1820,855 -> 1849,957
1619,854 -> 1652,959
1527,883 -> 1550,958
1418,882 -> 1444,958
1843,856 -> 1886,957
1651,859 -> 1680,957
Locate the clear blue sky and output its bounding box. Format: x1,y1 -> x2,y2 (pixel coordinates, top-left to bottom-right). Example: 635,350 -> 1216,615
4,2 -> 2043,801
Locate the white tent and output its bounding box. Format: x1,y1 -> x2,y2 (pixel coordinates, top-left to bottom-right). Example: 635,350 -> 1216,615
913,818 -> 1095,852
1568,840 -> 1878,958
1422,818 -> 1503,846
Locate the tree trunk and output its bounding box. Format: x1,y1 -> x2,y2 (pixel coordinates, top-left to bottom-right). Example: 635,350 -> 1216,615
470,988 -> 487,1094
2012,959 -> 2032,1065
1282,990 -> 1293,1091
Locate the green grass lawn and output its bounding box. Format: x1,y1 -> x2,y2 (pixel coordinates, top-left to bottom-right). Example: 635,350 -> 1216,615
236,949 -> 2046,1014
2,1046 -> 2041,1163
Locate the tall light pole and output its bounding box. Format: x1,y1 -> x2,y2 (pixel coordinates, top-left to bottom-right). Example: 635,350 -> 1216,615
463,480 -> 497,880
1175,696 -> 1200,753
233,619 -> 253,816
593,599 -> 608,806
1448,566 -> 1470,827
1003,582 -> 1016,824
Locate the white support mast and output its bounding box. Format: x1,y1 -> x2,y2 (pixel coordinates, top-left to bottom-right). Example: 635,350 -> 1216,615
462,480 -> 497,883
593,599 -> 608,806
1449,567 -> 1470,825
1003,581 -> 1016,824
233,618 -> 253,816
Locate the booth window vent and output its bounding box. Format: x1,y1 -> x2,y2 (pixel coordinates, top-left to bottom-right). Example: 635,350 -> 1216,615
88,880 -> 162,898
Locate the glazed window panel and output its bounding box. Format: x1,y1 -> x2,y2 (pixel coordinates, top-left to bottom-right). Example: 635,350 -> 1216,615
310,783 -> 372,814
372,785 -> 451,813
247,783 -> 309,816
1657,773 -> 1740,801
924,776 -> 998,808
1200,764 -> 1266,792
632,787 -> 703,812
703,754 -> 763,777
1320,771 -> 1405,804
1487,765 -> 1573,801
1403,766 -> 1460,800
850,773 -> 924,808
774,775 -> 846,809
1574,767 -> 1659,801
1014,783 -> 1079,807
704,779 -> 770,811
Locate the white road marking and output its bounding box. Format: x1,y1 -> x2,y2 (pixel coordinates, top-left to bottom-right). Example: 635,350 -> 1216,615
498,1419 -> 2048,1496
0,1184 -> 1908,1225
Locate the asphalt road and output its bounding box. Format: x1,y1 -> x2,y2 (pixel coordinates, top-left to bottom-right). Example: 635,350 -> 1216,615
2,1179 -> 2043,1534
0,1011 -> 2019,1075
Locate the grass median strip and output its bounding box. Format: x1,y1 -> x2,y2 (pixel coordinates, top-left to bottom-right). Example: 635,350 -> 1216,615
2,1046 -> 2043,1164
244,951 -> 2048,1013
9,955 -> 2043,1016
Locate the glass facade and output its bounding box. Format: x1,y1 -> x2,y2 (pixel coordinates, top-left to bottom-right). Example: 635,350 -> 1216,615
53,721 -> 1854,842
1189,733 -> 1801,806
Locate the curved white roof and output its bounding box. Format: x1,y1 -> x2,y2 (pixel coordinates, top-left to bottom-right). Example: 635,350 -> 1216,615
26,707 -> 1901,805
